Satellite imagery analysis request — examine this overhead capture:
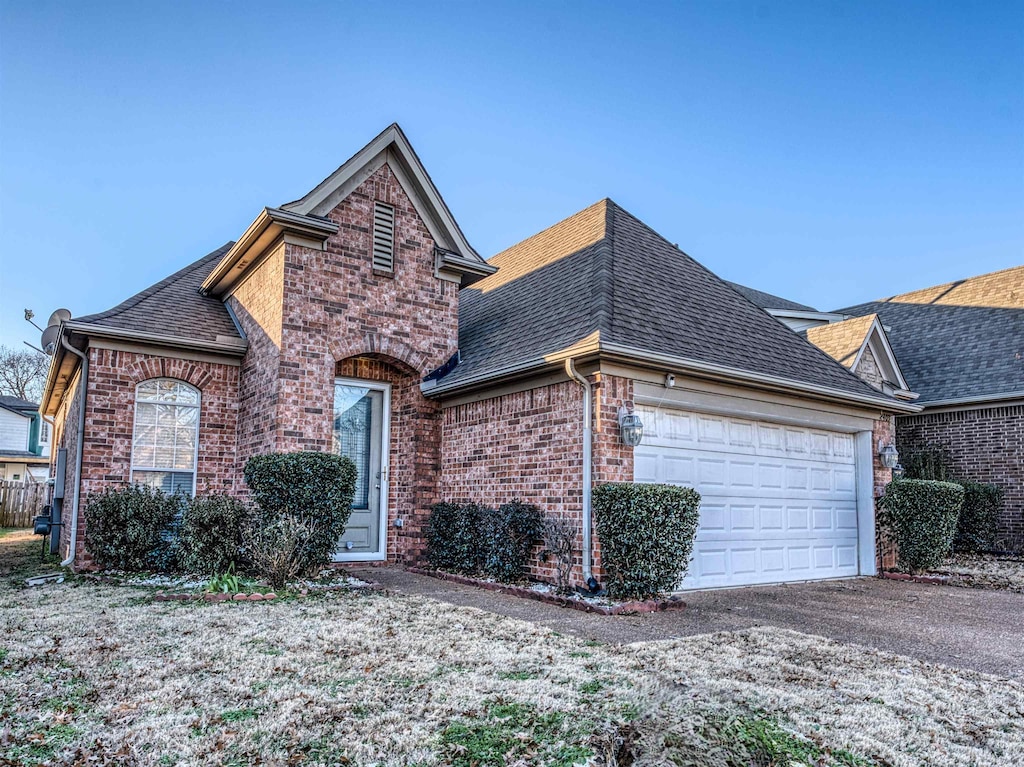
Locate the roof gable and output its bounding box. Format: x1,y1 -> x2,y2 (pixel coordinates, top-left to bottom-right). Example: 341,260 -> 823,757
806,314 -> 911,394
838,265 -> 1024,404
282,123 -> 487,268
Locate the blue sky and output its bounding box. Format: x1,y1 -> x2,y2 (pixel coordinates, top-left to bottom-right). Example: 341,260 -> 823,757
1,1 -> 1021,349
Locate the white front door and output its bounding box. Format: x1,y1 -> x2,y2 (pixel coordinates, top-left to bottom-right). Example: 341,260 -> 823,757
332,379 -> 390,562
634,406 -> 860,590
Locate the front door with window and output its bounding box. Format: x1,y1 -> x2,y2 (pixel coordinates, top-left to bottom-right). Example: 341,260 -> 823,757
332,380 -> 390,561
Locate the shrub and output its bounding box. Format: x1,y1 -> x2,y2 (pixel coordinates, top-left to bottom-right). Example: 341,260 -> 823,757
538,514 -> 576,594
593,483 -> 701,601
84,485 -> 184,571
243,516 -> 315,590
481,500 -> 544,583
243,452 -> 357,582
179,494 -> 249,574
425,502 -> 487,575
953,482 -> 1002,553
880,479 -> 964,573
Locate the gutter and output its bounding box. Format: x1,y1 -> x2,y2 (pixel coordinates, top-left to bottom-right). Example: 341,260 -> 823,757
59,336 -> 88,568
911,391 -> 1024,410
564,358 -> 599,591
426,339 -> 920,415
62,322 -> 248,356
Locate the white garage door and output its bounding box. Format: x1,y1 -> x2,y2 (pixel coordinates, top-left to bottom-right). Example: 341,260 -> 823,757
634,406 -> 860,590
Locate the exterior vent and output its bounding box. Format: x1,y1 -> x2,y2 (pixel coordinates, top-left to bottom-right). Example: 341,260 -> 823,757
372,202 -> 395,271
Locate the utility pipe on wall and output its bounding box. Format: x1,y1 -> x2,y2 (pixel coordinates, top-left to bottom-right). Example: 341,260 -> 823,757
565,358 -> 599,590
59,336 -> 88,567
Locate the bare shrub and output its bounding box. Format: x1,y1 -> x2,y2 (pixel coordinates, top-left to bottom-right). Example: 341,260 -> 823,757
243,515 -> 318,590
539,514 -> 576,594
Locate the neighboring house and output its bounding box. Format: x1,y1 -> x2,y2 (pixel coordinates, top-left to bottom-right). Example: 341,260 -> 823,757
737,267 -> 1024,550
0,395 -> 50,482
40,124 -> 917,588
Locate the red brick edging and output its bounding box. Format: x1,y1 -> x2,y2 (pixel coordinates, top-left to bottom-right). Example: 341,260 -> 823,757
881,571 -> 950,586
406,567 -> 686,615
153,591 -> 281,603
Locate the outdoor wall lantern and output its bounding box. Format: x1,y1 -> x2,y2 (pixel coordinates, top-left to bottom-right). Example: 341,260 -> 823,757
618,405 -> 644,447
878,442 -> 900,469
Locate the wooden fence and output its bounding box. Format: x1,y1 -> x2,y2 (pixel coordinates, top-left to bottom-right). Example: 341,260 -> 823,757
0,480 -> 47,528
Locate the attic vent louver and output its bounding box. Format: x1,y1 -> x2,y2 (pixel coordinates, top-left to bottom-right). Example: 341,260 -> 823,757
372,202 -> 395,271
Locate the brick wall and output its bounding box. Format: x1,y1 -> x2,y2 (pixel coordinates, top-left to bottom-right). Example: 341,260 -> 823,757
440,381 -> 585,583
267,162 -> 458,455
873,415 -> 897,570
439,374 -> 636,586
54,348 -> 240,566
896,404 -> 1024,550
229,243 -> 284,464
854,346 -> 884,390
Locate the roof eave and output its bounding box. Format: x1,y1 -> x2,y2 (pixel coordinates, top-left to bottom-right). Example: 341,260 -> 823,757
767,309 -> 849,323
425,339 -> 922,414
915,391 -> 1024,410
200,207 -> 339,297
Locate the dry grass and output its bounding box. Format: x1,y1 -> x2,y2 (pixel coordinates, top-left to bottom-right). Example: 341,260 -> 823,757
929,553 -> 1024,593
2,529 -> 1022,767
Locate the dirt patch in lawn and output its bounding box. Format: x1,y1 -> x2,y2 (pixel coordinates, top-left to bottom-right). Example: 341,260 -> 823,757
927,553 -> 1024,593
1,530 -> 1021,766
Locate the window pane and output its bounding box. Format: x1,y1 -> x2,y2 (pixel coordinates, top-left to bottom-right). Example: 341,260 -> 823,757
333,385 -> 372,509
134,470 -> 194,496
134,380 -> 200,476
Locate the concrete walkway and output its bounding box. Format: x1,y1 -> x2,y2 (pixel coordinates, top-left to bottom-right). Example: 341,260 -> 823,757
352,566 -> 1024,680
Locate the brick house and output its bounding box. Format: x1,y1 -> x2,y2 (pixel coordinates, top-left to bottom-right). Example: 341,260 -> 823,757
40,124 -> 918,588
737,267 -> 1024,551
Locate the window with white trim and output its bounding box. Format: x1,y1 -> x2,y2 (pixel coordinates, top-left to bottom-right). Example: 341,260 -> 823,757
372,202 -> 395,271
131,379 -> 200,495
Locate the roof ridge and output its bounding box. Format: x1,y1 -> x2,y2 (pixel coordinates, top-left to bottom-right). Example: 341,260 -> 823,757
854,263 -> 1024,308
591,200 -> 615,337
76,242 -> 234,324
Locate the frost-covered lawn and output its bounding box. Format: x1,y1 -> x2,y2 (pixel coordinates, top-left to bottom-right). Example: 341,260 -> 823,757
2,529 -> 1022,767
928,553 -> 1024,593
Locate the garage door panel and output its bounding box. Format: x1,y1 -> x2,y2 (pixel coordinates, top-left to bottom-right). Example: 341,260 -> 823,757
636,406 -> 860,590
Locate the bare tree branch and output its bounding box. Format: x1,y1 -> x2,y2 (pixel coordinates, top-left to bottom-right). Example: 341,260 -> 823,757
0,345 -> 49,403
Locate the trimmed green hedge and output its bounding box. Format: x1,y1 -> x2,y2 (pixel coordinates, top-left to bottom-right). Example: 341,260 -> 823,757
84,485 -> 184,571
593,483 -> 701,601
179,494 -> 249,574
953,482 -> 1002,553
426,500 -> 544,582
243,451 -> 357,580
425,502 -> 486,575
880,479 -> 964,573
482,501 -> 544,583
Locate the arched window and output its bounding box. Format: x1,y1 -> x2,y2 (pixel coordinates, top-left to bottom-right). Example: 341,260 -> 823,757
131,379 -> 200,495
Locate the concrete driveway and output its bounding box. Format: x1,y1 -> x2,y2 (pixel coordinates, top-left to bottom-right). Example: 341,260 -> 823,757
356,567 -> 1024,680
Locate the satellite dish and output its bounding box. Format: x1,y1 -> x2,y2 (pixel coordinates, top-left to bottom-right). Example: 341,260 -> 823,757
40,325 -> 60,355
47,309 -> 71,327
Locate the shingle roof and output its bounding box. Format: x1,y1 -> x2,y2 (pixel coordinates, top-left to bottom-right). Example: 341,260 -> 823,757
804,314 -> 877,369
73,243 -> 243,345
443,199 -> 890,403
0,395 -> 39,413
725,281 -> 817,312
837,266 -> 1024,403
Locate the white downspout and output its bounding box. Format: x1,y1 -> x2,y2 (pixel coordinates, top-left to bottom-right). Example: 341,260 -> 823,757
565,358 -> 597,588
60,337 -> 88,567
